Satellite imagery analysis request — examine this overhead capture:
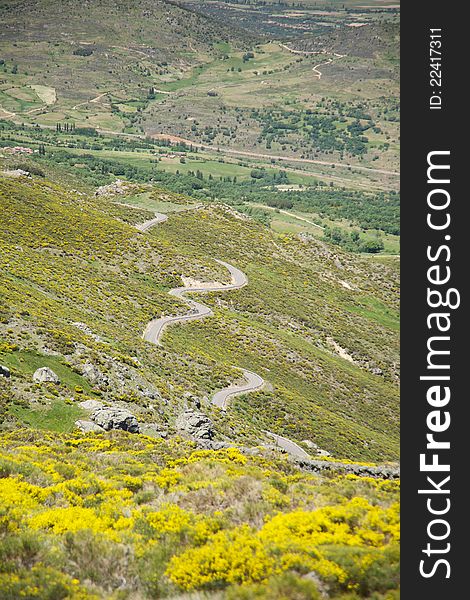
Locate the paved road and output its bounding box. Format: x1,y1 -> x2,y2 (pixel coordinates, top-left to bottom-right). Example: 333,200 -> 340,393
138,214 -> 317,459
266,431 -> 311,459
135,212 -> 168,232
212,368 -> 265,410
142,259 -> 247,344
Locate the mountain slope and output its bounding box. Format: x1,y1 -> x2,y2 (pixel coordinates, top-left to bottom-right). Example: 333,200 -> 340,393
0,169 -> 399,461
0,0 -> 254,128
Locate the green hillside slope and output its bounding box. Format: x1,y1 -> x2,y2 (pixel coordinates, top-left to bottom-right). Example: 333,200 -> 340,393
0,170 -> 398,461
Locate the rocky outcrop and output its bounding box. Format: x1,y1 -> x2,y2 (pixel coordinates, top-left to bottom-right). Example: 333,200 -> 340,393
95,179 -> 132,197
75,420 -> 105,433
294,457 -> 400,480
0,365 -> 10,378
91,407 -> 140,433
1,169 -> 31,178
33,367 -> 60,384
175,409 -> 214,440
78,399 -> 104,412
82,362 -> 108,387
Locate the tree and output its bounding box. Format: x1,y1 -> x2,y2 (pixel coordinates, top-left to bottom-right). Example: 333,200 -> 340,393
360,239 -> 384,254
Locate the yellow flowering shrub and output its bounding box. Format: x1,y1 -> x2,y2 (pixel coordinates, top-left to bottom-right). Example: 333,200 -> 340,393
260,498 -> 400,549
29,507 -> 111,536
166,526 -> 276,590
0,478 -> 45,511
0,431 -> 400,598
153,467 -> 182,490
166,498 -> 399,592
0,565 -> 97,600
146,505 -> 192,535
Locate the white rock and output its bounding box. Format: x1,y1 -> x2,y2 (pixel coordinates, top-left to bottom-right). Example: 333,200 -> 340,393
33,367 -> 60,384
0,365 -> 10,378
75,420 -> 105,433
78,399 -> 104,412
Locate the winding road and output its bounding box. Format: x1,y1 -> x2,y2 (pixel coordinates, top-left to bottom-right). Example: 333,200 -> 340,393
142,258 -> 247,344
267,432 -> 310,459
135,211 -> 168,232
136,209 -> 310,459
212,368 -> 265,410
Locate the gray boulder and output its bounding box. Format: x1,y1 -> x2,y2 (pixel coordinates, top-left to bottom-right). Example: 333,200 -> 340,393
75,420 -> 105,433
139,424 -> 168,439
82,362 -> 108,386
0,365 -> 10,378
33,367 -> 60,384
78,399 -> 104,412
175,409 -> 214,440
91,407 -> 140,433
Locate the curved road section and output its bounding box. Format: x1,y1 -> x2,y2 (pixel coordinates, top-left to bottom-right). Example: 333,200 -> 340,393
266,432 -> 310,460
213,368 -> 265,410
142,259 -> 247,345
136,212 -> 168,232
138,213 -> 313,459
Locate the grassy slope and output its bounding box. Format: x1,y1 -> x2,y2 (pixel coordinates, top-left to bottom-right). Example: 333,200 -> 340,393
0,172 -> 399,461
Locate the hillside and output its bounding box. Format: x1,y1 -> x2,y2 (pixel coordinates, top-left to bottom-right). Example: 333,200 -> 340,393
0,167 -> 399,461
0,169 -> 400,599
0,2 -> 400,595
0,0 -> 254,129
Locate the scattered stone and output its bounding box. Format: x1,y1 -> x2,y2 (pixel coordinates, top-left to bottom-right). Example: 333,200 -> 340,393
72,322 -> 103,343
91,407 -> 140,433
139,424 -> 168,439
78,399 -> 104,412
75,420 -> 105,433
33,367 -> 60,384
371,367 -> 384,376
0,365 -> 10,378
175,409 -> 214,440
82,362 -> 108,386
295,457 -> 400,480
